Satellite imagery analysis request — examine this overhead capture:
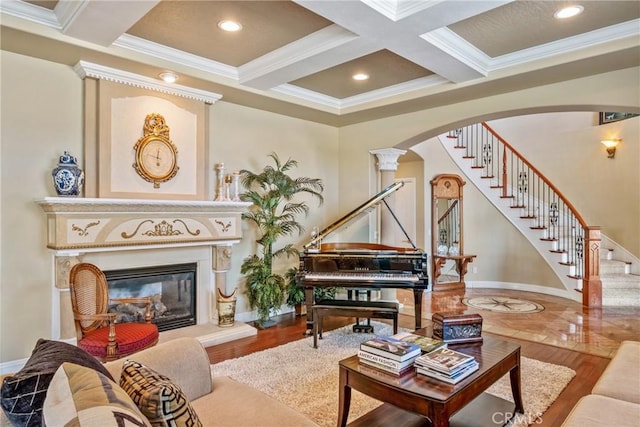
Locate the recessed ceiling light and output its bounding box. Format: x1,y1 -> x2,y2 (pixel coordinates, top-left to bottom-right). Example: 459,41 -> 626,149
352,73 -> 369,81
159,72 -> 178,83
554,5 -> 584,19
218,20 -> 242,32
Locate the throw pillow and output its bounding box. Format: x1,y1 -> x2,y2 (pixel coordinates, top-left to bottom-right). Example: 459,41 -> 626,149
0,338 -> 115,427
43,362 -> 150,427
120,360 -> 202,427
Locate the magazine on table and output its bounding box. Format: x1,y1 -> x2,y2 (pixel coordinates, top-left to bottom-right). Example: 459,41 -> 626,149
416,360 -> 479,384
357,349 -> 418,371
391,332 -> 447,353
360,336 -> 421,362
414,347 -> 475,373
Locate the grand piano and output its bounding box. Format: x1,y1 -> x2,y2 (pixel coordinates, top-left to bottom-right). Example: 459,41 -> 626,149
296,181 -> 429,333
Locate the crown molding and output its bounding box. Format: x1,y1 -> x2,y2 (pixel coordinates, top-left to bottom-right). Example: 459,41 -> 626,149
113,34 -> 238,80
73,61 -> 223,104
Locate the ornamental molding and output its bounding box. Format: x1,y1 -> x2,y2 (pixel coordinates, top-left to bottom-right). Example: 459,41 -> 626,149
370,148 -> 407,171
73,61 -> 223,105
36,198 -> 251,254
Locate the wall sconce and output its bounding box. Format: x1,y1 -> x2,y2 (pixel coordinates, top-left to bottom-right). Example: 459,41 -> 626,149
601,139 -> 620,159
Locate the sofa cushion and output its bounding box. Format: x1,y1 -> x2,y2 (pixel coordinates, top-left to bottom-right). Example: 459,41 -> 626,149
43,362 -> 150,427
120,360 -> 202,427
0,338 -> 114,427
190,376 -> 319,427
106,337 -> 212,402
591,340 -> 640,404
561,394 -> 640,427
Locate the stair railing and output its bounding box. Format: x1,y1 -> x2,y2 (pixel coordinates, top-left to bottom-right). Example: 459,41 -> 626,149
447,123 -> 601,307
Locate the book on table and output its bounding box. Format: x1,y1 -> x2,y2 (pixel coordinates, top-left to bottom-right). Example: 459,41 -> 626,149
357,352 -> 417,375
414,346 -> 476,374
357,349 -> 418,375
359,336 -> 421,362
391,331 -> 447,353
416,360 -> 479,384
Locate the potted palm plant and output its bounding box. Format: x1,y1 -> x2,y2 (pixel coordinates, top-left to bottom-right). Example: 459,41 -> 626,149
240,153 -> 323,328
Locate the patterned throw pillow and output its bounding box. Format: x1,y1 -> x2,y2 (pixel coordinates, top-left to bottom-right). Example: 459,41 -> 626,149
120,360 -> 202,427
0,339 -> 115,426
43,362 -> 150,427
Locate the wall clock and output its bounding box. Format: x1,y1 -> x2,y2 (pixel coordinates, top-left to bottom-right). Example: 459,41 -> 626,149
133,113 -> 179,188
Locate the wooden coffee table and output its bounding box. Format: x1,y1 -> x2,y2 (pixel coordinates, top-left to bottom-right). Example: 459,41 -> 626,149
337,334 -> 524,427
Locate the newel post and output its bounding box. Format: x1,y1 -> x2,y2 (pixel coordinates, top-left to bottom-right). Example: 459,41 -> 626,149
582,226 -> 602,308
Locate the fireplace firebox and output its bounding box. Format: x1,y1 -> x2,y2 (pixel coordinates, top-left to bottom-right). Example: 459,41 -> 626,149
104,263 -> 197,332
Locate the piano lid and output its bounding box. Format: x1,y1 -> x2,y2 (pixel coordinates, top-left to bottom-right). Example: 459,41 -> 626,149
304,181 -> 414,250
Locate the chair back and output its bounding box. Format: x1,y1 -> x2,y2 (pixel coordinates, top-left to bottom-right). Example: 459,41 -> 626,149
69,263 -> 110,339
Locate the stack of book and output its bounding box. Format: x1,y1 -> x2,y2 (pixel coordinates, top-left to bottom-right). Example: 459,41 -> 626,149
391,332 -> 447,353
358,336 -> 421,375
414,347 -> 479,384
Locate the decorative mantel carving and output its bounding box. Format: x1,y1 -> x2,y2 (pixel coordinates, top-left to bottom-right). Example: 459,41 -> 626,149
36,197 -> 251,254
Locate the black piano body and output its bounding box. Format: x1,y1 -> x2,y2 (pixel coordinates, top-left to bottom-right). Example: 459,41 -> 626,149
296,181 -> 430,333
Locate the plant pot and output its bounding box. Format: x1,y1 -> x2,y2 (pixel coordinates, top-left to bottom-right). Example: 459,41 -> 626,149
217,288 -> 237,327
294,303 -> 307,317
255,318 -> 277,329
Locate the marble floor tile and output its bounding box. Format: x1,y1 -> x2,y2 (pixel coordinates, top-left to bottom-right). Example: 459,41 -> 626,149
401,287 -> 640,357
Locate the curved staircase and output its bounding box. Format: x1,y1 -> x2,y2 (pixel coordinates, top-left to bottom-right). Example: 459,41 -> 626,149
438,123 -> 638,307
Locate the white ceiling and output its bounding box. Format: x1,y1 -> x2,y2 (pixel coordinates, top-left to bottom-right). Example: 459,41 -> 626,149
1,0 -> 639,125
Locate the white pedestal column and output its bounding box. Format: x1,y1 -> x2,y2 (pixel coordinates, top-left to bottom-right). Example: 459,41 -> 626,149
370,148 -> 406,302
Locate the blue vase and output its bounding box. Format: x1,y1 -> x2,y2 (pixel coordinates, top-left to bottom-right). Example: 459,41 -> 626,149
52,151 -> 84,197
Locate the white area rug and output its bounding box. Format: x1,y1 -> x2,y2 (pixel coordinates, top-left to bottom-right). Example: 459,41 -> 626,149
212,322 -> 575,427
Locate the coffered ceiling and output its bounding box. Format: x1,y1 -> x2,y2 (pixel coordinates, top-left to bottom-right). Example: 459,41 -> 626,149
1,0 -> 639,126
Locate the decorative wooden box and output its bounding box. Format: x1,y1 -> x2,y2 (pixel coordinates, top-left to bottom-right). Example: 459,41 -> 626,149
432,312 -> 483,344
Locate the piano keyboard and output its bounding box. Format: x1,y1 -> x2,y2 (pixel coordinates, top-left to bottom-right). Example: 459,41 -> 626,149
303,272 -> 420,282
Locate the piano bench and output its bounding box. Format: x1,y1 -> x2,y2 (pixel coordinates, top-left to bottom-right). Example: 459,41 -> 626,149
312,300 -> 399,348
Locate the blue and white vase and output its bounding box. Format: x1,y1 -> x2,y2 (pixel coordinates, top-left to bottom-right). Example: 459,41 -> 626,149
52,151 -> 84,197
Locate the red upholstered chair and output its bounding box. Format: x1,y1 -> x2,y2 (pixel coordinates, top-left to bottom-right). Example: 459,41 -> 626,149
69,263 -> 159,362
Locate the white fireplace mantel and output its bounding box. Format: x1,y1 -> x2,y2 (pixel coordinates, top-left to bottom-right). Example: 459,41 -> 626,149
36,197 -> 252,255
36,197 -> 257,345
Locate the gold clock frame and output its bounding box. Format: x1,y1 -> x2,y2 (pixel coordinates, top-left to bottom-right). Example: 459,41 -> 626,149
133,114 -> 179,188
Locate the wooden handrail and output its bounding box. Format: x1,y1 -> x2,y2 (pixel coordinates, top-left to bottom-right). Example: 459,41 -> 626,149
449,123 -> 601,307
482,122 -> 588,228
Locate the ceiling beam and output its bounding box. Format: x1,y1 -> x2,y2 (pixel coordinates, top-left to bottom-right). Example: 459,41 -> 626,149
55,0 -> 160,47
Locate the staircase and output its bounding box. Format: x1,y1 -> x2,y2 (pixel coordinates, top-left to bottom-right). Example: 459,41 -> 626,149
438,123 -> 620,307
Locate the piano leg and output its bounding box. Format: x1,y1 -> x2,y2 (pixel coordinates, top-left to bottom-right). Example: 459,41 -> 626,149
304,287 -> 315,336
413,289 -> 423,330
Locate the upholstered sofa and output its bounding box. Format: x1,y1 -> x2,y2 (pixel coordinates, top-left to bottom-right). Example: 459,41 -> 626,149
2,337 -> 318,426
561,340 -> 640,426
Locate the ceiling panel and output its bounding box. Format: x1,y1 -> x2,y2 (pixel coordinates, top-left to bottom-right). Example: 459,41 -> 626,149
290,49 -> 434,99
127,0 -> 332,66
449,0 -> 640,57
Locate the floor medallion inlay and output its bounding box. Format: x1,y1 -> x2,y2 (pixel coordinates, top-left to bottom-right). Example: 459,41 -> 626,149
462,296 -> 545,313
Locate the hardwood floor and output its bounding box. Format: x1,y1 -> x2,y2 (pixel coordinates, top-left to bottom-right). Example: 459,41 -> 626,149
206,289 -> 638,426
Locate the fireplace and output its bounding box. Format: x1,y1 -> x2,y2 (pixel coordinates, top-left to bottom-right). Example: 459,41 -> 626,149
104,263 -> 197,332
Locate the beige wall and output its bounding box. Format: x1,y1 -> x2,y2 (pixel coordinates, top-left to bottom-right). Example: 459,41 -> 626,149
1,47 -> 638,363
209,101 -> 340,315
1,51 -> 84,362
